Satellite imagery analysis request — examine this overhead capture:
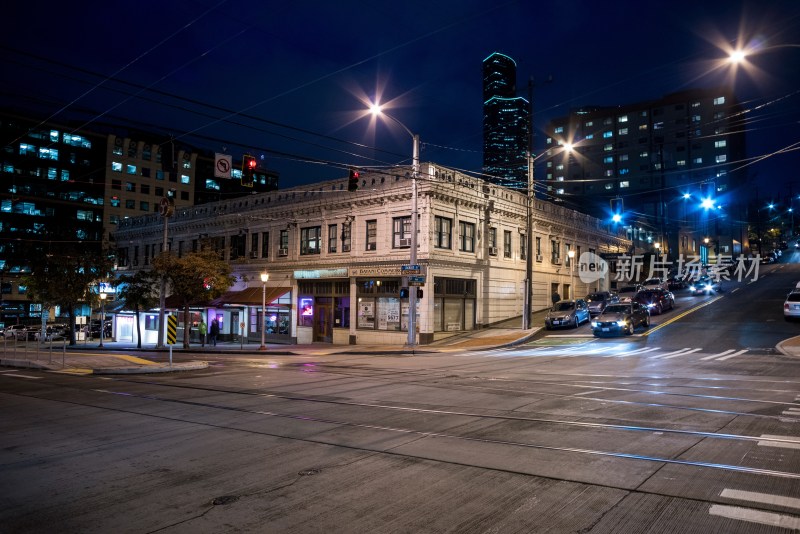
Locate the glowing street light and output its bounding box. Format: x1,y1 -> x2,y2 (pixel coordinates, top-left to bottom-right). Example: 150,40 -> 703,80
370,103 -> 420,348
259,272 -> 269,351
567,249 -> 575,299
99,292 -> 107,348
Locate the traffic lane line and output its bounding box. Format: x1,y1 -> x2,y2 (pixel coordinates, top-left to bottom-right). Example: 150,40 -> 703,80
643,295 -> 725,335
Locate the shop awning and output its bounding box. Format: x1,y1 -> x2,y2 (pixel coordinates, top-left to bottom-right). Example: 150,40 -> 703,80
209,287 -> 291,307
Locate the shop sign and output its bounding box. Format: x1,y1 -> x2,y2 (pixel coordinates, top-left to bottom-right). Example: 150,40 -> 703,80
349,266 -> 404,277
294,268 -> 349,279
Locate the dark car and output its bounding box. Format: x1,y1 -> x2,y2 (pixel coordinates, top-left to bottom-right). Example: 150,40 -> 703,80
689,275 -> 721,295
89,320 -> 112,339
544,299 -> 590,329
667,274 -> 689,290
633,288 -> 675,315
585,291 -> 618,316
591,302 -> 650,336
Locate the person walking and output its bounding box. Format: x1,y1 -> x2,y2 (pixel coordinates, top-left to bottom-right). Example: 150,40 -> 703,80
210,318 -> 219,347
199,319 -> 207,347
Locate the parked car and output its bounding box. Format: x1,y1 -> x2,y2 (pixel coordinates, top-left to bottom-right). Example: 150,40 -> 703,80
642,277 -> 668,291
545,299 -> 590,329
591,302 -> 650,336
3,324 -> 28,339
585,291 -> 618,316
785,290 -> 800,321
616,284 -> 644,303
633,288 -> 675,314
689,275 -> 721,295
89,320 -> 112,339
35,324 -> 68,342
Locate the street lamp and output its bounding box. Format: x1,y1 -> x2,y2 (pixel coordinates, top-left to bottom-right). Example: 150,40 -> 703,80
370,104 -> 420,348
567,249 -> 575,299
259,272 -> 269,351
99,292 -> 107,348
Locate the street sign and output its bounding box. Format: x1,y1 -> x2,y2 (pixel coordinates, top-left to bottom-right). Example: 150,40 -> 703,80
166,315 -> 178,345
401,264 -> 421,274
409,275 -> 425,286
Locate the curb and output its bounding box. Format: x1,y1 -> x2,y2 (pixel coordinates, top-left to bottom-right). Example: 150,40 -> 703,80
92,361 -> 209,375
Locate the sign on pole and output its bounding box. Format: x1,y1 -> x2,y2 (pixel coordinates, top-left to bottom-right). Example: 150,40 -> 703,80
214,153 -> 232,179
166,315 -> 178,345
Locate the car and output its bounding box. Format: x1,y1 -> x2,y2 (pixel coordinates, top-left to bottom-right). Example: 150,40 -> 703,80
642,277 -> 668,291
35,324 -> 68,342
615,284 -> 644,303
689,275 -> 721,295
544,299 -> 590,329
3,324 -> 28,339
785,290 -> 800,320
667,274 -> 689,290
591,302 -> 650,336
585,291 -> 618,316
89,320 -> 112,339
633,288 -> 675,314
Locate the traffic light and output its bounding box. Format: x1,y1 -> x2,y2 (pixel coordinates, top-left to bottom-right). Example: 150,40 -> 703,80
399,287 -> 409,298
242,154 -> 256,187
417,288 -> 423,298
348,167 -> 360,192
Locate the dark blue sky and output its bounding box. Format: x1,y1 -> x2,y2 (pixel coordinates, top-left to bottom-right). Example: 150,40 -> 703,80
3,0 -> 799,200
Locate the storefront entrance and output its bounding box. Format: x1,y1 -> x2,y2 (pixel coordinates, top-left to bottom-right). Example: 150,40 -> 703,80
314,298 -> 332,342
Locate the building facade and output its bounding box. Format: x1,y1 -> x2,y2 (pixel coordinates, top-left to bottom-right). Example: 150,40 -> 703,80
483,52 -> 531,191
113,163 -> 630,346
543,88 -> 748,263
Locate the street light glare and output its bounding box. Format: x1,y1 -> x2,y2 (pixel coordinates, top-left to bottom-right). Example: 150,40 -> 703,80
701,197 -> 715,210
369,103 -> 382,116
728,49 -> 747,64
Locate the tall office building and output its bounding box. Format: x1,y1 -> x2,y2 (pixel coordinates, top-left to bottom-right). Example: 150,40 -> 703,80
542,88 -> 748,261
482,52 -> 530,191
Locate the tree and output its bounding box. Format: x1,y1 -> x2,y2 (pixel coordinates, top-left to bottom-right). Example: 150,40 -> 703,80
152,248 -> 235,348
115,270 -> 159,349
21,249 -> 114,346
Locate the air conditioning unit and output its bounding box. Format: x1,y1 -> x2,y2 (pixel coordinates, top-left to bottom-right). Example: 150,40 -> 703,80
488,246 -> 498,256
278,248 -> 288,257
399,238 -> 411,247
366,243 -> 377,251
536,254 -> 543,262
552,258 -> 561,265
342,244 -> 351,252
250,251 -> 259,259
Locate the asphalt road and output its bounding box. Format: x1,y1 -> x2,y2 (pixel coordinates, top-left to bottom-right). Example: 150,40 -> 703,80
2,260 -> 799,533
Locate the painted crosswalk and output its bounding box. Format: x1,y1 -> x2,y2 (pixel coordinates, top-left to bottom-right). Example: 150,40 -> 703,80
510,343 -> 766,361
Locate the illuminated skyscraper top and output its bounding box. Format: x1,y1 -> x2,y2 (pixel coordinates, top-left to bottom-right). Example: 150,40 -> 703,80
482,52 -> 530,191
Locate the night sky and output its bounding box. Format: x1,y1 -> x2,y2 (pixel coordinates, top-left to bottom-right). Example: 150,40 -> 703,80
3,0 -> 799,201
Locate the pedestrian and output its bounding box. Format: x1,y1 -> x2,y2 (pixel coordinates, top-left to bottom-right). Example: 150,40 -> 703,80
199,318 -> 207,347
210,318 -> 219,347
551,291 -> 561,305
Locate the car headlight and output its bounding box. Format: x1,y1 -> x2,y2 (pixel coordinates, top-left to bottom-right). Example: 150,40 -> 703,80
591,321 -> 598,328
646,303 -> 655,308
704,284 -> 713,291
689,285 -> 696,291
616,320 -> 628,327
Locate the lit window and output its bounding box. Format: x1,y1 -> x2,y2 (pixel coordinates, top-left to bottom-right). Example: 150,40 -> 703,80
585,134 -> 594,139
691,115 -> 701,123
604,156 -> 614,163
715,140 -> 727,148
39,147 -> 58,160
110,196 -> 120,207
603,131 -> 613,138
713,96 -> 725,105
585,121 -> 593,127
47,168 -> 58,180
140,201 -> 149,212
677,160 -> 686,166
619,154 -> 628,161
554,126 -> 564,133
60,169 -> 70,181
619,181 -> 630,188
604,170 -> 614,177
205,179 -> 220,191
556,176 -> 564,182
112,162 -> 122,172
619,168 -> 629,175
604,183 -> 613,190
556,188 -> 565,195
618,128 -> 628,135
714,111 -> 725,119
715,155 -> 727,163
604,144 -> 613,152
618,115 -> 628,123
693,157 -> 703,164
639,124 -> 648,131
181,175 -> 190,184
555,164 -> 563,170
126,164 -> 137,175
654,122 -> 664,129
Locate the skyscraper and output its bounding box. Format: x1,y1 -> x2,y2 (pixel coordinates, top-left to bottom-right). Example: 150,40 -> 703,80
482,52 -> 530,191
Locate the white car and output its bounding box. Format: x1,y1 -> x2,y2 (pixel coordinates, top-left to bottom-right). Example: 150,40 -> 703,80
785,290 -> 800,320
642,277 -> 668,291
3,325 -> 28,339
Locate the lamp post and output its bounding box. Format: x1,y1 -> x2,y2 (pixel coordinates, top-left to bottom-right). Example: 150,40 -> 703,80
370,104 -> 420,348
567,249 -> 575,299
259,272 -> 269,351
99,292 -> 107,348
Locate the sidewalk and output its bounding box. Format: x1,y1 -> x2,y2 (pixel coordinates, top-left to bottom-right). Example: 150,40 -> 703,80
0,315 -> 544,375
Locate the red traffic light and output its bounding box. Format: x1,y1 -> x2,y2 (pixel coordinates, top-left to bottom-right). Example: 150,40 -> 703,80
246,157 -> 257,169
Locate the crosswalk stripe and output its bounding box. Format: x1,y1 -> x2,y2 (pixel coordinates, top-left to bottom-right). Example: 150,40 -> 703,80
757,435 -> 800,450
2,373 -> 41,379
662,348 -> 703,359
615,347 -> 660,356
709,505 -> 800,530
715,349 -> 749,361
720,488 -> 800,510
700,349 -> 735,361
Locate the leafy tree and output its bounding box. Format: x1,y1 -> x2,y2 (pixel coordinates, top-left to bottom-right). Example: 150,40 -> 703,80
21,249 -> 114,346
115,270 -> 159,349
152,248 -> 235,348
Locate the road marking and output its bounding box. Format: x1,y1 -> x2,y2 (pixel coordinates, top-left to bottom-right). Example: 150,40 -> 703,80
757,434 -> 800,450
662,348 -> 703,359
643,295 -> 724,335
700,349 -> 735,360
709,504 -> 800,530
616,347 -> 660,356
651,347 -> 694,359
720,488 -> 800,510
715,349 -> 749,361
2,373 -> 41,379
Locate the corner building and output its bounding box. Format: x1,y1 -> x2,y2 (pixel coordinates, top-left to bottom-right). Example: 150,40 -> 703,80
113,163 -> 629,346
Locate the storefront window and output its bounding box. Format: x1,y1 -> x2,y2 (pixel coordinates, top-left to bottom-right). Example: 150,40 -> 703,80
298,296 -> 313,327
357,297 -> 375,328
